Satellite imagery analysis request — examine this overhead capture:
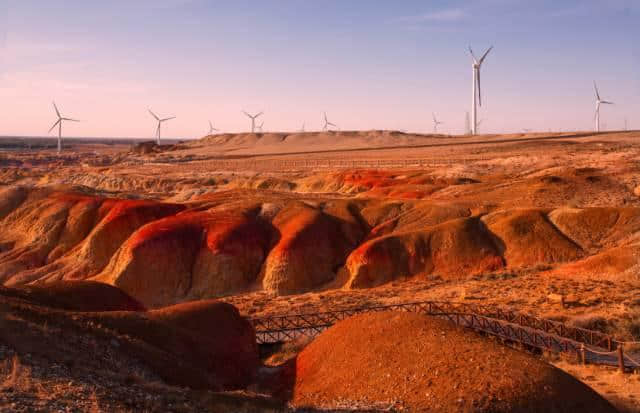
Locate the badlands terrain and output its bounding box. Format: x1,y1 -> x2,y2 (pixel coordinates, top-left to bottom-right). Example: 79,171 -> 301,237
1,130 -> 640,412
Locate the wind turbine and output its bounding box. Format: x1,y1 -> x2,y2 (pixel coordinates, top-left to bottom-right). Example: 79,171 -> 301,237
593,82 -> 613,132
323,112 -> 337,131
242,111 -> 263,133
256,121 -> 264,133
432,113 -> 444,134
299,122 -> 305,133
148,109 -> 175,145
208,120 -> 219,135
49,102 -> 79,154
469,46 -> 493,135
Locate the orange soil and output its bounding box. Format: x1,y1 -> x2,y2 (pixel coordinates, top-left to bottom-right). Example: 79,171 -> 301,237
291,311 -> 617,412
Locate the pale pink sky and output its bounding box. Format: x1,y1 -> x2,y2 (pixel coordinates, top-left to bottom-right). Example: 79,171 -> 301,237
0,0 -> 638,139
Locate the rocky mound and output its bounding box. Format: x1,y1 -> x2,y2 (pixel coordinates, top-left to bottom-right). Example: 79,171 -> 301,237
482,208 -> 583,268
2,281 -> 144,311
260,202 -> 363,295
345,217 -> 504,288
291,312 -> 616,412
2,185 -> 640,306
94,210 -> 272,307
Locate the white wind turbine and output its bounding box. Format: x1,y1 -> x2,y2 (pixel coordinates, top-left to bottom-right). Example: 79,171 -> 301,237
208,120 -> 219,135
323,112 -> 337,131
432,113 -> 444,134
242,111 -> 263,133
49,102 -> 79,154
148,109 -> 175,145
469,46 -> 493,135
299,122 -> 305,132
593,81 -> 613,132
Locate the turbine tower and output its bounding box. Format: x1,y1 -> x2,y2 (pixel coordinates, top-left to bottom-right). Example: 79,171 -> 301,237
148,109 -> 175,145
432,113 -> 444,134
49,102 -> 79,154
469,46 -> 493,135
208,120 -> 219,135
299,122 -> 305,133
464,111 -> 471,135
242,111 -> 263,133
593,82 -> 613,132
323,112 -> 337,131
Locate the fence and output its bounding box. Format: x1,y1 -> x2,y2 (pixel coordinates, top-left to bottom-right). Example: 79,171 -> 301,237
250,301 -> 640,371
134,157 -> 495,172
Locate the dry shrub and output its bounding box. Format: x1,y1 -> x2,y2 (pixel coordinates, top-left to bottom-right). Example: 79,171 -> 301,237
568,313 -> 611,332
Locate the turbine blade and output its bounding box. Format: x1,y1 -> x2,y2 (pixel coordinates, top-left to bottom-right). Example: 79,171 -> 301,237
479,46 -> 493,64
52,101 -> 61,118
468,46 -> 478,64
62,118 -> 80,122
148,109 -> 160,121
48,119 -> 61,133
594,81 -> 600,101
255,112 -> 263,118
161,116 -> 176,121
602,101 -> 614,105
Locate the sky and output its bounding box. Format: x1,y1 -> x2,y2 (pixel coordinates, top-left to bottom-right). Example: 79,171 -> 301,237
0,0 -> 638,138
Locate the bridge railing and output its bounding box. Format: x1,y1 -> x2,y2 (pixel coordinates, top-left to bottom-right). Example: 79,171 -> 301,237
250,301 -> 616,351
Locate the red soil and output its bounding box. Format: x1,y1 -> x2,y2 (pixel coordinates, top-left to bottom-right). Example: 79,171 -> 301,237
291,312 -> 617,412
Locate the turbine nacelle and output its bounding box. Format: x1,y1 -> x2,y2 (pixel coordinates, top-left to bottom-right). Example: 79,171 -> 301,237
148,108 -> 175,144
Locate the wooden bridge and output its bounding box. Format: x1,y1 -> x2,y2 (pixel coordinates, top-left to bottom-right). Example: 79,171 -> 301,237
250,301 -> 640,371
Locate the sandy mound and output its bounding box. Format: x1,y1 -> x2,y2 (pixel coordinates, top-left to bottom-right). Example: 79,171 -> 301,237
3,281 -> 144,311
345,217 -> 503,288
549,207 -> 640,250
551,243 -> 640,279
291,312 -> 616,412
483,208 -> 583,268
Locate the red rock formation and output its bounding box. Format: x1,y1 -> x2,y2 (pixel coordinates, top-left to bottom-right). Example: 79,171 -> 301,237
261,202 -> 363,295
345,217 -> 503,288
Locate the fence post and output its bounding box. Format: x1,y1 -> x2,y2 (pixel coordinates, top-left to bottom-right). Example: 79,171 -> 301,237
580,344 -> 586,365
618,344 -> 625,373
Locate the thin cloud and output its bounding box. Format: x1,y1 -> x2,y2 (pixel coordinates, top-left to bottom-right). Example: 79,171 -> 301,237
394,8 -> 468,24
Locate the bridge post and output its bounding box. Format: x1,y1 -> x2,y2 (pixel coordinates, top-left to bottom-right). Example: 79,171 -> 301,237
618,344 -> 625,373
